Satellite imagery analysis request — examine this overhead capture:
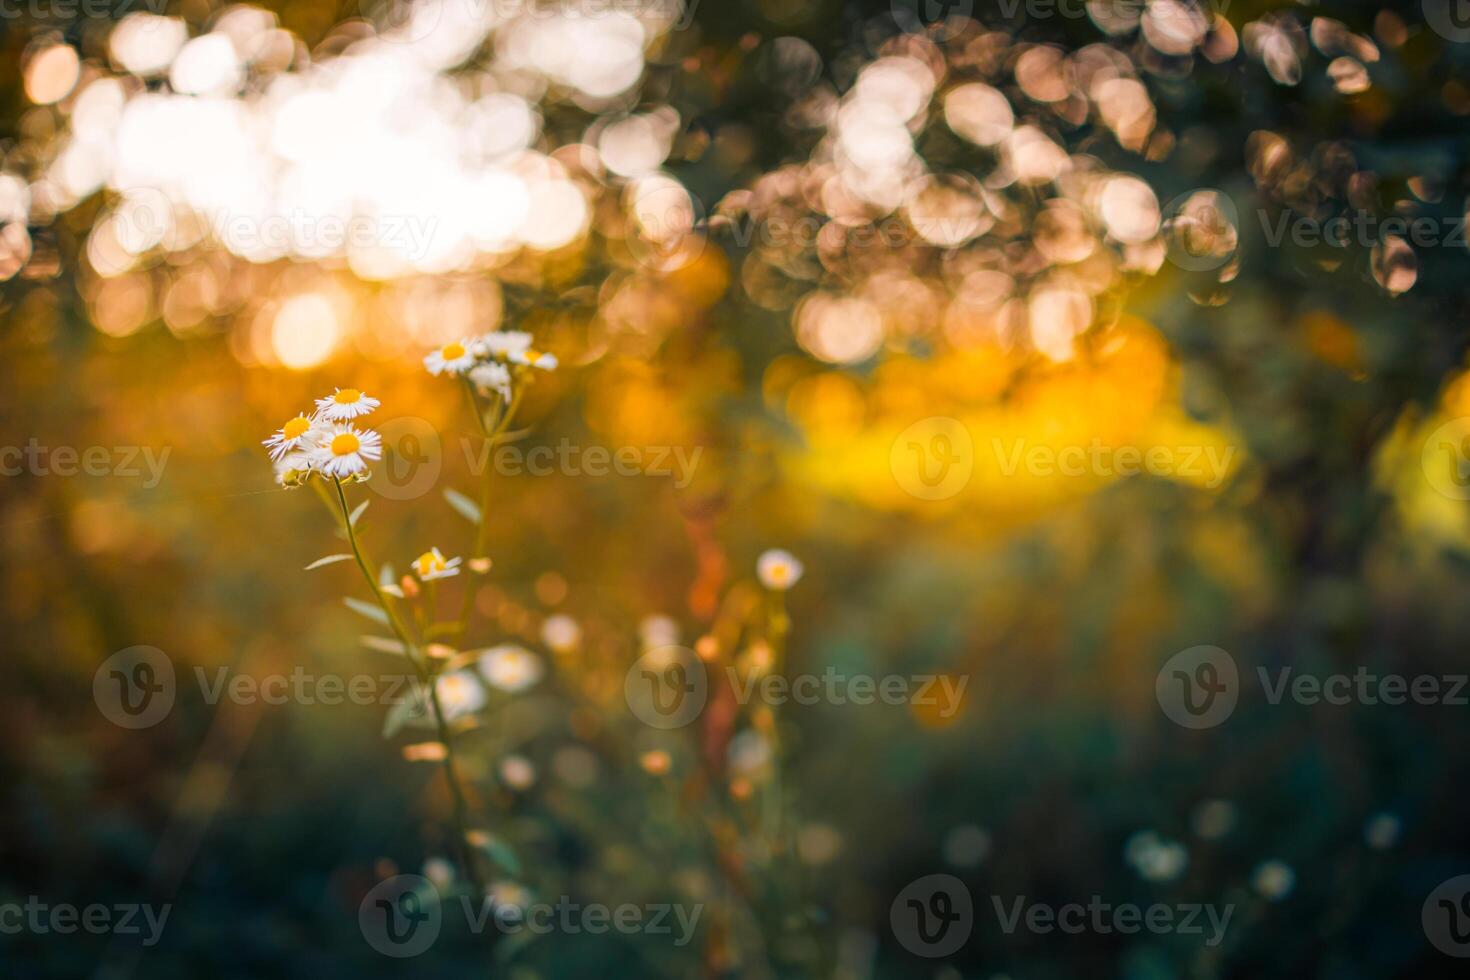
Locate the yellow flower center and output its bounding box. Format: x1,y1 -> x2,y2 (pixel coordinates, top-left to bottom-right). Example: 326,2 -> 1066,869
330,432 -> 360,456
442,342 -> 466,360
333,388 -> 362,404
524,350 -> 543,363
415,551 -> 445,575
282,416 -> 311,439
769,563 -> 789,583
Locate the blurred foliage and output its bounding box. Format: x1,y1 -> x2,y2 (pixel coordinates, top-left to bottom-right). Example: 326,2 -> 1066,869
3,0 -> 1470,978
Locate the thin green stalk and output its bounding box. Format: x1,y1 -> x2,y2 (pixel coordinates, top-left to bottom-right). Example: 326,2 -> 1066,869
330,476 -> 485,895
452,383 -> 523,640
761,589 -> 790,853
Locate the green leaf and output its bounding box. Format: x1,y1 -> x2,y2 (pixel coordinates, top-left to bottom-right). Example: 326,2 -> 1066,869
470,833 -> 523,877
305,554 -> 354,571
444,487 -> 482,524
349,498 -> 370,527
343,596 -> 389,625
359,636 -> 407,656
382,693 -> 434,738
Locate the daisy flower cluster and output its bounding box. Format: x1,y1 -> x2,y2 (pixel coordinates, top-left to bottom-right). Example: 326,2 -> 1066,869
263,387 -> 383,486
423,329 -> 558,402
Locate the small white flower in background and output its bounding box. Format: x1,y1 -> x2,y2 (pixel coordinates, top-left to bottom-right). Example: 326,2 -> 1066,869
424,339 -> 477,376
263,414 -> 320,460
1124,831 -> 1188,883
412,547 -> 462,581
473,330 -> 532,359
477,644 -> 545,693
498,755 -> 537,790
728,729 -> 773,775
1251,860 -> 1295,901
423,857 -> 456,889
757,549 -> 803,590
509,348 -> 558,371
1364,812 -> 1401,850
541,613 -> 582,654
469,362 -> 513,402
434,670 -> 486,721
311,423 -> 383,478
638,614 -> 679,650
314,387 -> 380,421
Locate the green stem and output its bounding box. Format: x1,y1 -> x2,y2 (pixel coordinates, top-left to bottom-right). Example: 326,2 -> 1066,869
331,476 -> 485,895
452,383 -> 523,641
761,589 -> 790,853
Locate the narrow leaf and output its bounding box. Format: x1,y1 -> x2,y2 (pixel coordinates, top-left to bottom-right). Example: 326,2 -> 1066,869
471,833 -> 523,877
305,554 -> 354,571
349,498 -> 370,526
382,694 -> 434,738
359,635 -> 407,656
343,596 -> 389,625
444,487 -> 482,524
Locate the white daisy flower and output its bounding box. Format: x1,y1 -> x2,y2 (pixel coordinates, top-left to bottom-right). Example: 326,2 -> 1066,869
434,670 -> 486,721
477,644 -> 545,693
412,547 -> 462,582
541,613 -> 581,654
314,387 -> 380,421
508,348 -> 558,371
273,450 -> 316,488
312,424 -> 383,478
472,330 -> 532,359
469,362 -> 513,402
424,339 -> 477,376
756,549 -> 803,590
263,414 -> 321,461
